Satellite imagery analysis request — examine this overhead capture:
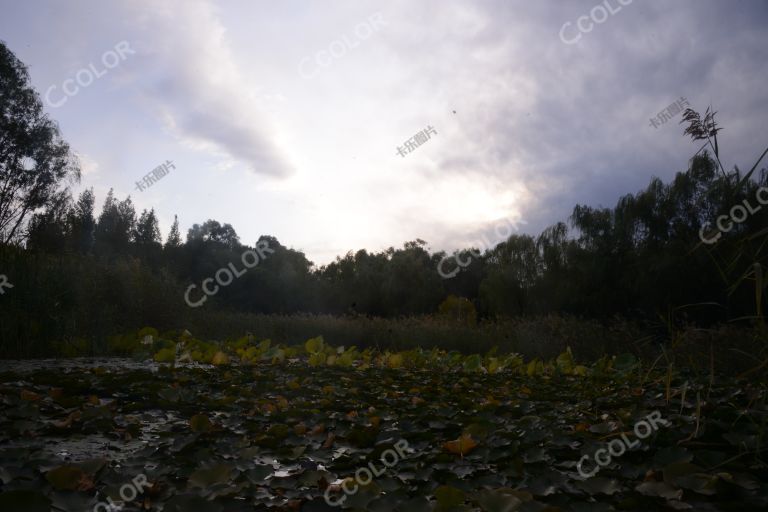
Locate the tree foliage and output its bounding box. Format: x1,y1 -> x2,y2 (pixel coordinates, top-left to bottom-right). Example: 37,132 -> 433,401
2,43 -> 768,350
0,41 -> 80,244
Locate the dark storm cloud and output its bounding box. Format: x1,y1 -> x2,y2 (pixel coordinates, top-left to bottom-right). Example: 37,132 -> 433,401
425,0 -> 768,236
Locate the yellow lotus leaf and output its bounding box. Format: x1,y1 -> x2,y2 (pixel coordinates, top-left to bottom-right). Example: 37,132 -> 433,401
388,353 -> 404,369
21,389 -> 41,401
443,433 -> 478,456
190,413 -> 212,433
212,351 -> 229,365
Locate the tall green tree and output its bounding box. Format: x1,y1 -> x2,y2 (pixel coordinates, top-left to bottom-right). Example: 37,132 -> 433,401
186,219 -> 240,249
0,41 -> 80,244
165,214 -> 181,248
25,190 -> 71,253
69,188 -> 95,253
134,208 -> 161,246
94,189 -> 136,255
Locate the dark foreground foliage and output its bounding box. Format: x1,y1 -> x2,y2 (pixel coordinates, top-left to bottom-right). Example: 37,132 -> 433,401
0,347 -> 765,511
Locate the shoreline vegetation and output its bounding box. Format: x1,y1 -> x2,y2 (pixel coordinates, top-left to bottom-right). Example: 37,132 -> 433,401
3,36 -> 768,375
3,316 -> 762,378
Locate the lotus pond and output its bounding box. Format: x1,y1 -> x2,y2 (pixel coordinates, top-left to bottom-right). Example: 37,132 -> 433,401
0,333 -> 766,511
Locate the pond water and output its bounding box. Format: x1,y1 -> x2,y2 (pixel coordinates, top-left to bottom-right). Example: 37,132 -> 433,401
0,357 -> 210,374
0,358 -> 211,465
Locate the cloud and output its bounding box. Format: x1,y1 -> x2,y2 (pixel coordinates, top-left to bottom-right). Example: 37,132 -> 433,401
3,0 -> 767,264
75,152 -> 100,177
402,0 -> 768,237
120,0 -> 292,177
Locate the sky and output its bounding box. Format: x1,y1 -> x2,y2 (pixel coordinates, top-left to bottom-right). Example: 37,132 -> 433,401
1,0 -> 767,265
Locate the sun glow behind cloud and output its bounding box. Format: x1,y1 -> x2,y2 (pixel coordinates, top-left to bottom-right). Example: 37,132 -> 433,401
1,0 -> 766,264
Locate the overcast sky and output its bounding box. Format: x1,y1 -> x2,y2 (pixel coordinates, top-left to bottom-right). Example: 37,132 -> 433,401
1,0 -> 766,265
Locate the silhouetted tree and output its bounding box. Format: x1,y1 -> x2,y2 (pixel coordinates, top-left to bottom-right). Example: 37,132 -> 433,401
135,209 -> 161,246
187,219 -> 241,249
0,41 -> 80,244
165,214 -> 181,248
69,188 -> 96,253
25,190 -> 71,253
94,189 -> 136,256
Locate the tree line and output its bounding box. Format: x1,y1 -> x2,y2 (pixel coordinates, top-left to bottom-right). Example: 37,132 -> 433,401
2,40 -> 768,352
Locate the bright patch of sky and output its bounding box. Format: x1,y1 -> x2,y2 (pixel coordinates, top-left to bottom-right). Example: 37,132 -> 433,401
1,0 -> 766,264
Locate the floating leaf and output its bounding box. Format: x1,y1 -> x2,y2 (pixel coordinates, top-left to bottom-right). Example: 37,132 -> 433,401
476,490 -> 522,511
305,336 -> 324,354
188,464 -> 235,489
190,413 -> 212,433
435,486 -> 465,508
211,351 -> 229,365
635,481 -> 683,500
46,465 -> 93,491
444,433 -> 478,456
0,491 -> 50,512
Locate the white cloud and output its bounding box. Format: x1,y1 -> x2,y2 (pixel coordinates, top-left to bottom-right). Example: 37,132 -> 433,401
2,0 -> 767,264
120,0 -> 292,177
76,152 -> 100,177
